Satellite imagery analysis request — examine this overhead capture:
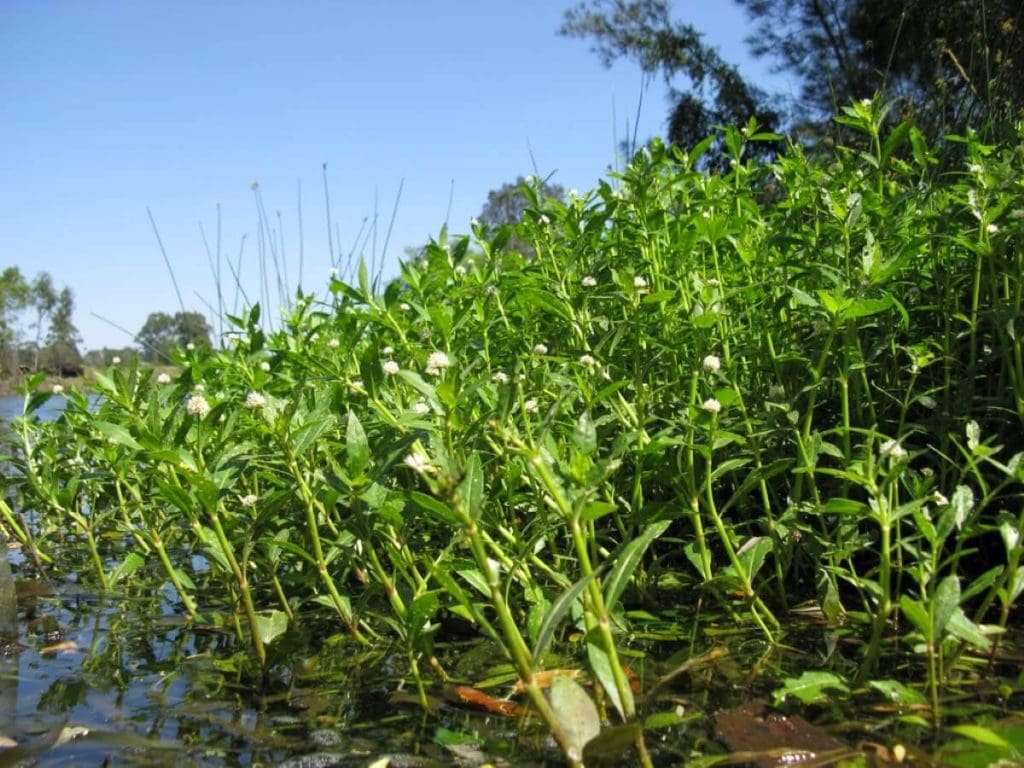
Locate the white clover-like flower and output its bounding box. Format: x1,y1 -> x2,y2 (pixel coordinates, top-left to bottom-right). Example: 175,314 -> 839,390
157,373 -> 172,385
860,97 -> 872,107
382,345 -> 394,356
239,493 -> 258,508
411,400 -> 431,415
931,491 -> 949,506
186,342 -> 195,351
491,371 -> 509,384
633,276 -> 648,289
454,264 -> 467,277
987,222 -> 1000,235
533,343 -> 548,356
187,394 -> 211,418
52,384 -> 64,395
425,351 -> 450,376
403,451 -> 432,474
702,354 -> 721,373
969,163 -> 984,174
400,302 -> 411,312
310,333 -> 320,343
245,391 -> 266,409
702,398 -> 722,414
382,360 -> 400,376
259,361 -> 271,372
581,275 -> 597,287
539,214 -> 551,226
111,356 -> 121,365
579,354 -> 598,368
880,439 -> 907,460
328,338 -> 340,349
523,398 -> 539,413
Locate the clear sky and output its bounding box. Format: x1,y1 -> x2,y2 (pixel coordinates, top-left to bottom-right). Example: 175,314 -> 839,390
1,1 -> 784,351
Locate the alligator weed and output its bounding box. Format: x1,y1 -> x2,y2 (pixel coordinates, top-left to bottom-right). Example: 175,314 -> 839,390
4,100 -> 1024,766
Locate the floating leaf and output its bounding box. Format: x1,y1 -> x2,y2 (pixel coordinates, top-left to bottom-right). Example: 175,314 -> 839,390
868,679 -> 927,707
947,724 -> 1011,748
772,671 -> 849,705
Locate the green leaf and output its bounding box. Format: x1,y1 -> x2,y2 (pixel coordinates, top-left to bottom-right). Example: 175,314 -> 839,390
947,724 -> 1011,748
772,671 -> 849,705
457,453 -> 484,519
92,420 -> 142,451
583,722 -> 643,765
945,607 -> 990,650
572,412 -> 597,455
899,595 -> 932,640
109,551 -> 145,585
548,674 -> 601,763
933,575 -> 961,637
532,571 -> 595,665
254,609 -> 289,646
345,410 -> 370,477
409,491 -> 459,525
868,679 -> 927,707
586,629 -> 633,720
603,520 -> 671,615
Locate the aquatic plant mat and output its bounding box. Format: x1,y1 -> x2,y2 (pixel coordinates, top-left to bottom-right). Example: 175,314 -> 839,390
3,101 -> 1024,765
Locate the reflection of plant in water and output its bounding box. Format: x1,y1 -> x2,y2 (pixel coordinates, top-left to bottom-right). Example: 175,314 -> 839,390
3,103 -> 1024,764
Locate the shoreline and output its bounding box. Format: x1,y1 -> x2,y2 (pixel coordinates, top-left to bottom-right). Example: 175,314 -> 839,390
0,373 -> 90,397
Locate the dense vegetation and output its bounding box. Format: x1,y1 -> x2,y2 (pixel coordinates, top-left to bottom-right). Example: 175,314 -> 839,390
4,103 -> 1024,765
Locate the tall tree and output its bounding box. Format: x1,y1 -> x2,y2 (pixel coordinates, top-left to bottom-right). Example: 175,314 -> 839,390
478,176 -> 567,258
44,287 -> 82,374
737,0 -> 1024,137
560,0 -> 780,161
0,267 -> 29,374
562,0 -> 1023,150
136,311 -> 213,362
29,272 -> 58,372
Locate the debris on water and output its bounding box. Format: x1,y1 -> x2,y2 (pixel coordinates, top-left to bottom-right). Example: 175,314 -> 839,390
714,699 -> 859,767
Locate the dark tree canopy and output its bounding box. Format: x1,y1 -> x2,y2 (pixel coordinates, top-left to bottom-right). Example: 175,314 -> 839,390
738,0 -> 1024,136
562,0 -> 1023,152
560,0 -> 780,161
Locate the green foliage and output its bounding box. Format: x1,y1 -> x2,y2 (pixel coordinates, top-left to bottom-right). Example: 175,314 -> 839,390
5,108 -> 1024,764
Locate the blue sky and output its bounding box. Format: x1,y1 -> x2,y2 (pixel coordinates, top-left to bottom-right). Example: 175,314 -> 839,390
1,1 -> 786,350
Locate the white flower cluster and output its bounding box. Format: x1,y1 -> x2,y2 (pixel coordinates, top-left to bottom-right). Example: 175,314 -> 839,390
702,354 -> 721,373
581,275 -> 597,288
245,391 -> 266,409
702,398 -> 722,414
382,360 -> 400,376
157,373 -> 172,385
186,394 -> 211,418
239,494 -> 258,508
425,351 -> 450,376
